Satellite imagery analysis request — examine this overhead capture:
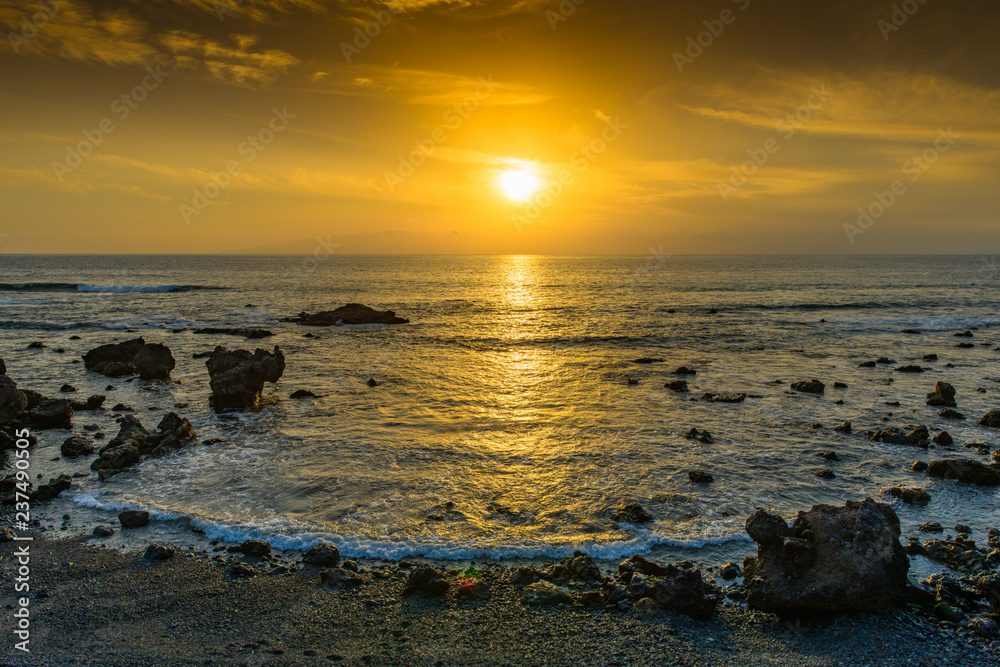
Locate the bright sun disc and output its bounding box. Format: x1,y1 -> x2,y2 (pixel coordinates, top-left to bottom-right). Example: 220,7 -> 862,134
499,169 -> 543,202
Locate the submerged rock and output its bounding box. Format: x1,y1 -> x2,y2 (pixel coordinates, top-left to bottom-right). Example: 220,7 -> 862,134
290,390 -> 318,399
282,304 -> 409,326
881,486 -> 931,506
28,399 -> 73,430
61,435 -> 94,457
896,365 -> 925,373
684,427 -> 713,444
69,395 -> 105,411
926,382 -> 957,408
610,503 -> 654,524
206,346 -> 285,411
688,470 -> 714,484
870,425 -> 930,448
673,366 -> 697,375
791,380 -> 824,394
633,358 -> 663,364
700,392 -> 746,403
665,380 -> 689,392
30,474 -> 72,502
91,413 -> 197,478
927,459 -> 1000,486
83,338 -> 175,380
744,499 -> 908,616
193,327 -> 273,339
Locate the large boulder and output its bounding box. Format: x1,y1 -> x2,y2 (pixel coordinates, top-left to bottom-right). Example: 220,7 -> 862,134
869,425 -> 929,448
0,375 -> 27,426
927,459 -> 1000,486
926,382 -> 957,408
651,562 -> 719,619
282,304 -> 409,326
744,498 -> 909,616
206,346 -> 285,411
83,338 -> 175,380
981,411 -> 1000,428
91,413 -> 197,478
28,399 -> 73,430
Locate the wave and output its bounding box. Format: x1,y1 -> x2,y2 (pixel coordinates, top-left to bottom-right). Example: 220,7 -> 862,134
0,282 -> 226,293
0,320 -> 87,330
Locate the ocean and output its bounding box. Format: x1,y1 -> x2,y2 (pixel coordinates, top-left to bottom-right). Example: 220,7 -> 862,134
1,254 -> 999,567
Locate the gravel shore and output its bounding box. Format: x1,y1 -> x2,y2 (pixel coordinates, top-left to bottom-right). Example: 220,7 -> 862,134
2,534 -> 999,666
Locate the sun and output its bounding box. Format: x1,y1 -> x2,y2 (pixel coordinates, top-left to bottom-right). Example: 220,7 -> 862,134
498,169 -> 543,202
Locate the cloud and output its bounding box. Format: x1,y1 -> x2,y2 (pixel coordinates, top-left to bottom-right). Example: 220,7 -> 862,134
156,0 -> 323,22
160,30 -> 300,86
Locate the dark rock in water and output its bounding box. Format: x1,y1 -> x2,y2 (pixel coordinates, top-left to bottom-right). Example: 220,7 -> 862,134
619,554 -> 668,577
881,486 -> 931,506
111,403 -> 133,412
60,384 -> 77,393
27,341 -> 45,349
911,461 -> 928,472
833,382 -> 848,388
901,329 -> 921,335
927,459 -> 1000,486
980,410 -> 1000,428
118,510 -> 150,528
833,421 -> 852,434
707,309 -> 719,314
28,399 -> 73,430
933,431 -> 953,446
403,566 -> 449,597
877,357 -> 895,365
744,499 -> 908,616
194,327 -> 274,339
926,382 -> 957,408
206,346 -> 285,411
924,354 -> 938,361
791,380 -> 824,394
521,581 -> 573,607
303,543 -> 341,567
652,562 -> 719,619
231,540 -> 271,558
810,423 -> 823,430
859,361 -> 877,368
919,522 -> 944,533
633,358 -> 663,364
939,409 -> 965,420
61,435 -> 94,457
700,392 -> 745,403
69,395 -> 105,411
684,427 -> 713,444
720,562 -> 741,580
290,390 -> 318,399
92,526 -> 114,538
688,470 -> 714,484
626,378 -> 639,386
818,451 -> 840,461
673,366 -> 697,375
954,330 -> 974,338
0,375 -> 28,427
303,333 -> 316,338
366,378 -> 379,388
83,338 -> 175,380
282,304 -> 409,326
665,380 -> 689,392
144,544 -> 175,560
813,469 -> 836,479
955,342 -> 974,349
91,413 -> 197,478
30,474 -> 72,502
870,425 -> 929,448
611,503 -> 654,524
0,358 -> 5,375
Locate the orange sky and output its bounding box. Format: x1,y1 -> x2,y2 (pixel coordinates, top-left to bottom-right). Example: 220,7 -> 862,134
0,0 -> 998,254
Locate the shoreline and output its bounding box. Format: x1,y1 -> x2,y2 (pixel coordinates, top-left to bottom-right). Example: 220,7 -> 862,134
2,530 -> 1000,666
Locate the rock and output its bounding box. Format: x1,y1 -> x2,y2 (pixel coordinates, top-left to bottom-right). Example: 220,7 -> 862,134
69,395 -> 105,411
688,470 -> 714,484
989,529 -> 1000,549
877,357 -> 895,364
791,380 -> 824,394
980,411 -> 1000,428
567,553 -> 601,581
954,330 -> 974,337
27,341 -> 45,349
0,358 -> 5,375
744,499 -> 908,616
818,451 -> 840,461
684,427 -> 713,444
61,435 -> 94,457
633,358 -> 663,364
290,390 -> 318,399
118,510 -> 150,528
366,378 -> 379,387
956,342 -> 974,349
619,554 -> 668,577
28,399 -> 73,430
193,327 -> 274,339
911,461 -> 929,472
859,361 -> 877,368
882,486 -> 931,506
926,382 -> 957,408
229,563 -> 258,579
813,469 -> 836,479
632,597 -> 659,619
144,544 -> 176,560
92,526 -> 114,538
510,566 -> 539,587
83,338 -> 175,379
933,431 -> 954,446
91,413 -> 196,476
896,365 -> 924,373
673,367 -> 696,375
320,567 -> 367,588
927,459 -> 1000,486
652,562 -> 719,619
918,522 -> 944,533
0,375 -> 27,426
402,566 -> 449,597
968,617 -> 999,639
700,392 -> 746,403
60,384 -> 77,393
924,354 -> 938,361
303,543 -> 341,567
206,346 -> 285,411
111,403 -> 133,412
30,474 -> 72,502
626,378 -> 639,386
231,540 -> 271,558
965,442 -> 990,455
720,562 -> 741,580
901,329 -> 921,335
282,304 -> 409,326
521,581 -> 573,607
939,409 -> 965,420
870,425 -> 929,448
610,503 -> 654,524
665,380 -> 688,392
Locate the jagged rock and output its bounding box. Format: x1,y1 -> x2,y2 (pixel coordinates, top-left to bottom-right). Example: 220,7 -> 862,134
230,540 -> 271,558
700,392 -> 746,403
818,451 -> 840,461
521,581 -> 573,607
744,499 -> 909,616
939,409 -> 965,420
61,435 -> 94,457
684,428 -> 713,444
619,554 -> 668,577
282,304 -> 409,326
0,375 -> 27,426
965,442 -> 990,455
981,411 -> 1000,428
896,365 -> 924,373
689,470 -> 714,484
813,469 -> 836,479
611,503 -> 654,524
510,566 -> 539,587
402,566 -> 449,597
144,544 -> 176,560
923,539 -> 988,573
69,395 -> 105,411
91,413 -> 197,477
30,474 -> 72,502
933,431 -> 953,446
652,562 -> 719,619
881,486 -> 931,506
193,327 -> 274,339
919,522 -> 944,533
870,425 -> 929,448
206,346 -> 285,411
791,380 -> 824,394
83,338 -> 175,380
118,510 -> 150,528
366,378 -> 379,387
303,543 -> 341,567
927,459 -> 1000,486
665,380 -> 689,392
28,399 -> 73,430
926,382 -> 957,408
833,421 -> 852,433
